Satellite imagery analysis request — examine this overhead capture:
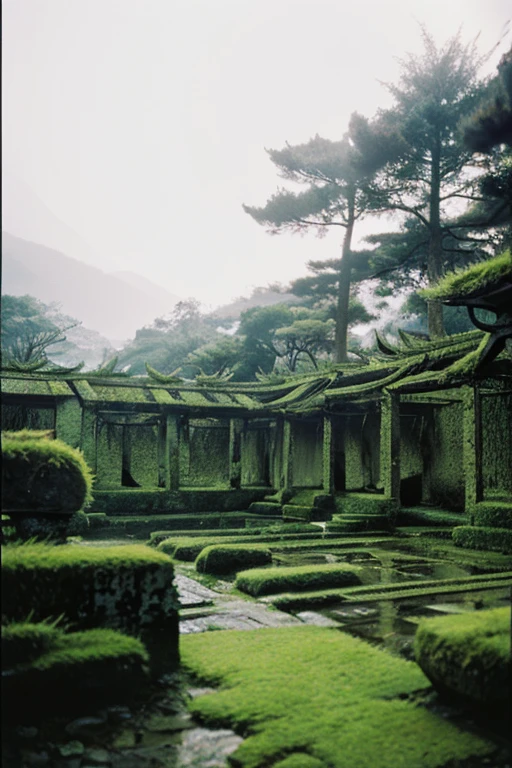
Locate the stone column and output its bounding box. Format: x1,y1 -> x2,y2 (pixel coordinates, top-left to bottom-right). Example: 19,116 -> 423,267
166,413 -> 180,491
282,418 -> 293,494
55,398 -> 83,448
380,392 -> 400,500
81,406 -> 98,475
462,385 -> 483,518
322,415 -> 334,494
229,418 -> 243,489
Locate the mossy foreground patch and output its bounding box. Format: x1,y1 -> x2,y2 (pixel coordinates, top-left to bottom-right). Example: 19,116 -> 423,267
181,626 -> 494,767
235,564 -> 362,597
414,607 -> 511,710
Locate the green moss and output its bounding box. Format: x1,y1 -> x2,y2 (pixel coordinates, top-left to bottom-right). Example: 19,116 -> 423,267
195,544 -> 272,575
181,626 -> 493,767
473,501 -> 512,529
235,563 -> 362,597
2,620 -> 62,668
3,625 -> 149,717
1,542 -> 179,633
2,431 -> 94,512
157,530 -> 323,561
453,525 -> 512,553
414,607 -> 510,709
422,251 -> 512,300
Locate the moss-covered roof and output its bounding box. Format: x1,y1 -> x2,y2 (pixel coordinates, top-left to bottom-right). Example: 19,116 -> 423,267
421,252 -> 512,302
1,327 -> 505,413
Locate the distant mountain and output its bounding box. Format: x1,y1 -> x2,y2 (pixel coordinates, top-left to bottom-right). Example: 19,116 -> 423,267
2,170 -> 111,270
1,232 -> 180,341
110,270 -> 180,307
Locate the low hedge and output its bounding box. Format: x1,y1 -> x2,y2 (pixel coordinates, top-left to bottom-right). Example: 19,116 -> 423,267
1,542 -> 179,633
195,544 -> 272,575
414,607 -> 511,710
2,622 -> 149,717
148,523 -> 320,546
473,502 -> 512,530
2,431 -> 94,513
157,530 -> 323,561
235,564 -> 362,597
452,525 -> 512,554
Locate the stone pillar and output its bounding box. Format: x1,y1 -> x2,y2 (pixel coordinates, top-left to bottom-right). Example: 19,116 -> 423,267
282,418 -> 293,494
380,392 -> 400,500
323,415 -> 334,494
229,418 -> 243,489
81,406 -> 98,475
166,413 -> 180,491
55,398 -> 82,448
462,385 -> 483,518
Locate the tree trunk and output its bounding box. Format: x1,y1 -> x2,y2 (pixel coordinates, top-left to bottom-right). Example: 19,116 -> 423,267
427,133 -> 446,339
334,191 -> 355,363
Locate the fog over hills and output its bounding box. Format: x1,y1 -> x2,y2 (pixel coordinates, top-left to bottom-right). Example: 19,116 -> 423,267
2,232 -> 180,342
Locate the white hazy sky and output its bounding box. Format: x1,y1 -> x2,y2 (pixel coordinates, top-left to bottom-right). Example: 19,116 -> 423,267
3,0 -> 511,309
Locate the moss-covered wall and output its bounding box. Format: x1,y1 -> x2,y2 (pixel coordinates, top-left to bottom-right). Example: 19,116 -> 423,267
241,423 -> 271,486
126,424 -> 159,487
96,421 -> 123,488
55,398 -> 82,448
1,403 -> 55,432
342,414 -> 380,491
428,402 -> 465,510
481,391 -> 512,496
269,419 -> 283,490
291,419 -> 323,488
182,418 -> 230,488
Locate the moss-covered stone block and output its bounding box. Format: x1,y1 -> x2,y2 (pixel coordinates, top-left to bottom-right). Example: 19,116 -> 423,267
452,525 -> 512,554
195,544 -> 272,575
473,501 -> 512,530
1,543 -> 180,635
247,501 -> 283,516
414,607 -> 510,711
2,622 -> 149,718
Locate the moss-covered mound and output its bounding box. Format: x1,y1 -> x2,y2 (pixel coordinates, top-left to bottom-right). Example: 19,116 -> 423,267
1,542 -> 179,633
235,563 -> 362,597
195,544 -> 272,575
453,525 -> 512,554
2,621 -> 149,717
414,607 -> 511,711
1,431 -> 94,513
181,626 -> 495,767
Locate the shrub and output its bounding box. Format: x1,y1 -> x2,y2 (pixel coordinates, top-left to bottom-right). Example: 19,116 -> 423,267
1,431 -> 94,513
195,545 -> 272,575
473,502 -> 512,530
453,525 -> 512,554
235,564 -> 362,597
414,607 -> 511,709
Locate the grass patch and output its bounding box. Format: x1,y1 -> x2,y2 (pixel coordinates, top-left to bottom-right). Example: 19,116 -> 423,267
235,564 -> 362,597
181,626 -> 494,767
414,607 -> 511,709
195,545 -> 272,575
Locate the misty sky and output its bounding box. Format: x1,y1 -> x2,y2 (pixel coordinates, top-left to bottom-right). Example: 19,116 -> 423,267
3,0 -> 511,309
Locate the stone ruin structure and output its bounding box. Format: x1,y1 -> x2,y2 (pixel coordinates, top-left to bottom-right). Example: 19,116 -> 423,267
2,255 -> 511,537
